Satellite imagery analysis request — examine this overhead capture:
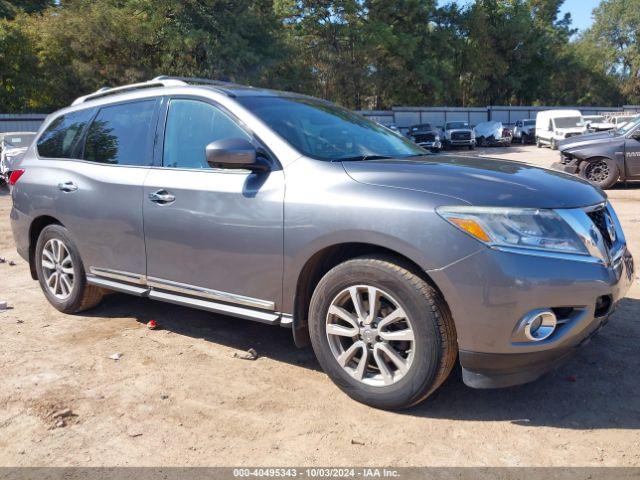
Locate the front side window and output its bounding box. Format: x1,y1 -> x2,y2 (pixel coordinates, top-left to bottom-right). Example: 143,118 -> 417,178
163,99 -> 251,169
82,100 -> 156,166
237,96 -> 425,161
37,109 -> 94,158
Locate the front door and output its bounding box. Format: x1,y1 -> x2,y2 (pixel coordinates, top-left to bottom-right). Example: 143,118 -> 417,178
142,98 -> 284,311
624,128 -> 640,178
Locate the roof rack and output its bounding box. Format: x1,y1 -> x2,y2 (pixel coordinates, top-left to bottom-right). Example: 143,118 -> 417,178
71,76 -> 246,106
152,75 -> 240,87
71,78 -> 188,106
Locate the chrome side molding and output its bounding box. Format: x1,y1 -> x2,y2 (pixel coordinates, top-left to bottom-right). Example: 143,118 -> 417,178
146,276 -> 275,311
89,267 -> 147,285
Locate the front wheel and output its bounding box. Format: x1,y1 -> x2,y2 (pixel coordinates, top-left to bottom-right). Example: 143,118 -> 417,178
536,137 -> 542,148
35,224 -> 104,313
308,256 -> 457,410
551,138 -> 558,150
580,158 -> 619,189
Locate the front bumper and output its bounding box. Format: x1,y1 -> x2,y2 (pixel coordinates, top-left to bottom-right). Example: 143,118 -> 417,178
417,140 -> 442,150
428,244 -> 634,389
447,139 -> 475,146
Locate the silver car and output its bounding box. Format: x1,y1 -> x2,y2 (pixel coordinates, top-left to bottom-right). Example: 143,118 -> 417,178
9,77 -> 634,409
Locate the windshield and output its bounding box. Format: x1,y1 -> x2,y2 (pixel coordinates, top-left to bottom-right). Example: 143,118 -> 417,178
523,120 -> 535,126
410,124 -> 432,132
2,133 -> 36,148
554,117 -> 583,129
446,122 -> 469,130
238,96 -> 426,161
585,116 -> 604,123
617,116 -> 640,135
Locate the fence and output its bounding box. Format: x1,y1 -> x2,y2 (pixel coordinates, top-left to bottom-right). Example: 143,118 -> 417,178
0,114 -> 47,133
358,105 -> 640,129
2,105 -> 640,133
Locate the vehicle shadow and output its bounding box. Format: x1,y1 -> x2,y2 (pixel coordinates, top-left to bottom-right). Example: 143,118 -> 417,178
87,293 -> 640,430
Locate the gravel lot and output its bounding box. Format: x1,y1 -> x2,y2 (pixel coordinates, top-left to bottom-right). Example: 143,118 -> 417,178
1,145 -> 639,467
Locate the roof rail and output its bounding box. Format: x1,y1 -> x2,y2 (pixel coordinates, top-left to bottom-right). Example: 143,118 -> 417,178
71,78 -> 187,106
152,75 -> 240,87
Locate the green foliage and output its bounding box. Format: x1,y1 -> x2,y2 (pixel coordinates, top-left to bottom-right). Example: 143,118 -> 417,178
0,0 -> 636,112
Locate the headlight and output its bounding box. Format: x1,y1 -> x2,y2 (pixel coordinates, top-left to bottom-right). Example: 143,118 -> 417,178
436,206 -> 588,255
435,135 -> 440,141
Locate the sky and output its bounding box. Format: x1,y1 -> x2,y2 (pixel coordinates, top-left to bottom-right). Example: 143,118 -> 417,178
560,0 -> 600,32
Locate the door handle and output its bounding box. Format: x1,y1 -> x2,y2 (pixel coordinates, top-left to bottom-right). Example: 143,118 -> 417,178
58,181 -> 78,192
148,189 -> 175,204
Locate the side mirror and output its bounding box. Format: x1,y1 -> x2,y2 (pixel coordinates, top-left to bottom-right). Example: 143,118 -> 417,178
205,138 -> 266,171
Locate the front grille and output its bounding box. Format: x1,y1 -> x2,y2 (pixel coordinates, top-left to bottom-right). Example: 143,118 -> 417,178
451,132 -> 471,141
587,207 -> 613,248
413,133 -> 435,143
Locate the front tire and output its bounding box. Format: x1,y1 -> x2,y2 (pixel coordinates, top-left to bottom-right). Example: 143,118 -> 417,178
35,224 -> 104,313
551,138 -> 558,150
580,157 -> 619,189
308,256 -> 457,410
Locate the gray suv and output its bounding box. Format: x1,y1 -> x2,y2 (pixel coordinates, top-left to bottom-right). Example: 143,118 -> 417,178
9,77 -> 634,409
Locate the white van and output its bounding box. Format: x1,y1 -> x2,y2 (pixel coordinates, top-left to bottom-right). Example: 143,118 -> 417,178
535,109 -> 587,150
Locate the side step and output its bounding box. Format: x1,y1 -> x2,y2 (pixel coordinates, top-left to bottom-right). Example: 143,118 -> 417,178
87,275 -> 282,325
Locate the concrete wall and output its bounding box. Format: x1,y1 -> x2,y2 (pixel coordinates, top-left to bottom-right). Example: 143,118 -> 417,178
0,114 -> 47,134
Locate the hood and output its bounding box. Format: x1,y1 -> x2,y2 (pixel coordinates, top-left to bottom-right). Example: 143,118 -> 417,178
559,132 -> 620,151
342,155 -> 605,209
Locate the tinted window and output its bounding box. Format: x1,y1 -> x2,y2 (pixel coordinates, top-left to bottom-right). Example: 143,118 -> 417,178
237,96 -> 424,161
82,100 -> 156,166
163,99 -> 251,169
37,109 -> 94,158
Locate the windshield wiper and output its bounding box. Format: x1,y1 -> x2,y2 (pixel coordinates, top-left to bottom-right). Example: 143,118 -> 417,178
333,155 -> 396,162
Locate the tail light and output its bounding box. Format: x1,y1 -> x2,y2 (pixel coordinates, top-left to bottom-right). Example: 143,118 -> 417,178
8,169 -> 25,186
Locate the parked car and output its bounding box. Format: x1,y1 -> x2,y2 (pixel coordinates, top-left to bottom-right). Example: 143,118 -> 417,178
407,123 -> 442,152
442,121 -> 475,150
583,115 -> 614,132
474,121 -> 512,147
512,119 -> 536,144
9,77 -> 634,410
535,110 -> 587,150
552,116 -> 640,189
609,114 -> 639,131
0,132 -> 36,185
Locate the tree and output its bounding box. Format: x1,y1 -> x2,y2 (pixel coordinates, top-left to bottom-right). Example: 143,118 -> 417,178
589,0 -> 640,103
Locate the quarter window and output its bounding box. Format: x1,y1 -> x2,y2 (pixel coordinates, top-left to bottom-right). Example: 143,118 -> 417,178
37,109 -> 94,159
163,99 -> 251,169
82,100 -> 156,166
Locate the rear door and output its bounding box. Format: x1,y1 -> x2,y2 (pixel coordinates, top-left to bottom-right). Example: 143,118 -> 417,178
44,99 -> 160,281
142,97 -> 284,311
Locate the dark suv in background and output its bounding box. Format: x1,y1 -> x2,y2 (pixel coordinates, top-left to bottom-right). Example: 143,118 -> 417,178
407,123 -> 442,152
8,77 -> 634,410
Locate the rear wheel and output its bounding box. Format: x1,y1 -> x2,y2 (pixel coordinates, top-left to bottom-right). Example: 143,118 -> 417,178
580,158 -> 619,189
308,256 -> 457,410
35,224 -> 104,313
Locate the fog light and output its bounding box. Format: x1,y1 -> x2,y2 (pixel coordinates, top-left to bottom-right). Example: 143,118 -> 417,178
523,309 -> 557,342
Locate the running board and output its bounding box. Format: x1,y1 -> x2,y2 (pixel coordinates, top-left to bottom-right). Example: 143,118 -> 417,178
87,276 -> 149,296
148,289 -> 281,324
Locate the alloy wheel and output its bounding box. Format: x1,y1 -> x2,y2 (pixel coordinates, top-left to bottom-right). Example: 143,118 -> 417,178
41,238 -> 75,300
325,285 -> 415,387
585,159 -> 610,184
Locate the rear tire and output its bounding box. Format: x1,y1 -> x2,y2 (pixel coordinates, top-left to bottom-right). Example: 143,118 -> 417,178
35,224 -> 104,313
308,255 -> 457,410
579,157 -> 619,189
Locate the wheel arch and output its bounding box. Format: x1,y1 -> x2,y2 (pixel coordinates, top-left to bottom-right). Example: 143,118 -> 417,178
28,215 -> 63,280
290,242 -> 449,347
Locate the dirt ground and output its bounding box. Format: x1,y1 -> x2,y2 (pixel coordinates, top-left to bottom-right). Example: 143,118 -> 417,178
0,145 -> 639,467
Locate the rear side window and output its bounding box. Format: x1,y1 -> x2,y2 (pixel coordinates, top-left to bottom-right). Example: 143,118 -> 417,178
163,99 -> 251,169
82,100 -> 156,166
37,109 -> 94,158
